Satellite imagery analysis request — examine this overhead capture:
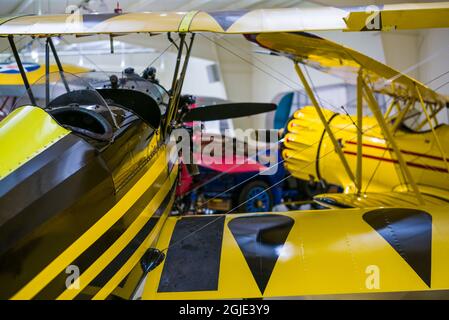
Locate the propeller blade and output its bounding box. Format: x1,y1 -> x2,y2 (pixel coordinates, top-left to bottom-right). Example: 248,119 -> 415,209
183,103 -> 276,122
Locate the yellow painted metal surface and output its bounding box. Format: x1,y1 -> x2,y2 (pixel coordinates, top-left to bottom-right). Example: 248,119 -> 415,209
92,193 -> 175,300
363,79 -> 424,203
3,1 -> 449,302
1,3 -> 449,36
283,106 -> 449,194
0,64 -> 90,86
0,106 -> 70,180
344,2 -> 449,31
314,192 -> 449,209
178,10 -> 199,33
416,86 -> 449,174
57,160 -> 178,300
11,144 -> 178,300
0,15 -> 28,27
142,204 -> 449,299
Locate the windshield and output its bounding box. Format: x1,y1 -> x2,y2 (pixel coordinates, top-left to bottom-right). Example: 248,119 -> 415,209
13,71 -> 107,109
13,71 -> 122,141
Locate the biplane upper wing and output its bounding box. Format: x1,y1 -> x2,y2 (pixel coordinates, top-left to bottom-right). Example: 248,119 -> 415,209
248,32 -> 449,106
1,2 -> 449,36
142,197 -> 449,299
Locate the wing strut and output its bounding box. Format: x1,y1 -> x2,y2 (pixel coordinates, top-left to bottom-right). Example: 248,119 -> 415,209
362,79 -> 424,204
45,38 -> 50,107
356,70 -> 363,194
391,99 -> 413,132
415,85 -> 449,175
294,61 -> 357,189
164,33 -> 195,137
48,37 -> 70,93
7,35 -> 36,106
164,33 -> 186,136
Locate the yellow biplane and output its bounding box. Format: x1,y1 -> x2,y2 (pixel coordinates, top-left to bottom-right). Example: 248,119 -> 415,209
1,2 -> 449,300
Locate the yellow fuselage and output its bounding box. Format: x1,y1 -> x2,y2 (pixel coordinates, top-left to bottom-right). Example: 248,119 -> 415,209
283,106 -> 449,196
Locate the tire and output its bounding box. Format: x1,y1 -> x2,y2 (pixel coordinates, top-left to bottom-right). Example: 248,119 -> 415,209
235,180 -> 274,213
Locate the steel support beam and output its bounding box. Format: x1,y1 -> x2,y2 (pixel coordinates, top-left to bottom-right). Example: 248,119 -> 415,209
415,104 -> 443,131
164,33 -> 195,137
45,38 -> 50,107
384,98 -> 396,120
164,33 -> 186,136
391,99 -> 413,132
8,35 -> 36,106
363,80 -> 424,204
356,70 -> 363,194
416,86 -> 449,175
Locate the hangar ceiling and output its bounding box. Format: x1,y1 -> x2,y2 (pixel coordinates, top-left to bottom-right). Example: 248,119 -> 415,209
309,0 -> 445,5
3,0 -> 443,15
2,0 -> 306,14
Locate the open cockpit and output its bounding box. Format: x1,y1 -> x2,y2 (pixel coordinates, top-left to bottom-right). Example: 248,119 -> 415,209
13,69 -> 169,145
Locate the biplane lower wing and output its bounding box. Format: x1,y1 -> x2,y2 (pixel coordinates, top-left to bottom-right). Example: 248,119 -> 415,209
142,202 -> 449,299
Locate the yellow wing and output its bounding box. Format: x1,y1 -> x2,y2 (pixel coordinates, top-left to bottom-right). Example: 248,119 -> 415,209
250,32 -> 449,106
0,63 -> 90,86
142,193 -> 449,299
1,2 -> 449,36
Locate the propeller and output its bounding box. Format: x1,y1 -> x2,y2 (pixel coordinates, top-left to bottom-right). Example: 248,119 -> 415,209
183,102 -> 277,122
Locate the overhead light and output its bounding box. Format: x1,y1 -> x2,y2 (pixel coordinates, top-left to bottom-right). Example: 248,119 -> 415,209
31,49 -> 39,62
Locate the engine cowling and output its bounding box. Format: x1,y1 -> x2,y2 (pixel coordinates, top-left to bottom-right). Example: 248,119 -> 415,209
282,106 -> 449,194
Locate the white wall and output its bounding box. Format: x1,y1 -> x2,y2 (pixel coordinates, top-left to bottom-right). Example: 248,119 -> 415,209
213,36 -> 255,130
31,35 -> 228,100
418,28 -> 449,123
418,29 -> 449,95
378,28 -> 449,124
381,31 -> 420,79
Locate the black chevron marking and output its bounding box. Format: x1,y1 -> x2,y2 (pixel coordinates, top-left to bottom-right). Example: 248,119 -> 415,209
158,216 -> 225,292
363,208 -> 432,287
207,10 -> 248,31
228,214 -> 294,295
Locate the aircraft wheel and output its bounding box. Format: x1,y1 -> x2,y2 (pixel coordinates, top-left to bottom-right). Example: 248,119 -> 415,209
235,180 -> 273,213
